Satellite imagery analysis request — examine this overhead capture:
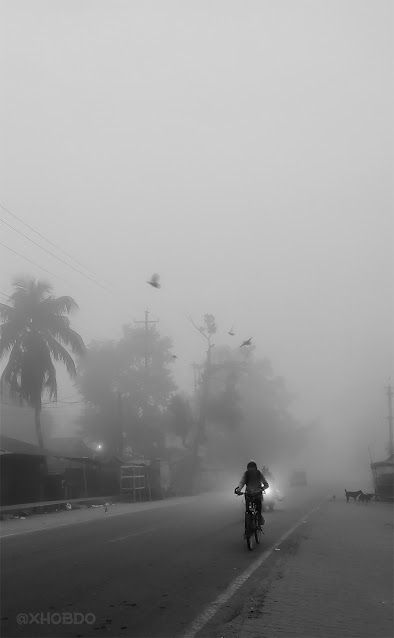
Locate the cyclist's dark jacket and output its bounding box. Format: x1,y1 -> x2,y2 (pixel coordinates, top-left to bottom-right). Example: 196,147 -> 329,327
237,468 -> 269,495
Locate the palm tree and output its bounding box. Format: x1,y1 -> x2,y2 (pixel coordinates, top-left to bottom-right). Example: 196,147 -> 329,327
0,277 -> 85,455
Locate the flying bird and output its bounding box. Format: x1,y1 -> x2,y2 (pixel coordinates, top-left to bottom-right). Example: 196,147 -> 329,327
171,354 -> 178,360
147,273 -> 161,289
240,338 -> 252,347
228,326 -> 235,336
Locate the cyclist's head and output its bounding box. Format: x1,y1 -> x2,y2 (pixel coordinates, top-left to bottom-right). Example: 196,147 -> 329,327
247,460 -> 257,470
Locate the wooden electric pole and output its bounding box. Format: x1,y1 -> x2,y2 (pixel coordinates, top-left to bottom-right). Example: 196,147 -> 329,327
134,309 -> 159,368
134,310 -> 159,419
386,382 -> 393,457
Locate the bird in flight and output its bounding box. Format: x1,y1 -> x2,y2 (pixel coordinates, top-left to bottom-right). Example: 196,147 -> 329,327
171,354 -> 178,360
228,326 -> 235,336
147,273 -> 161,288
240,338 -> 252,347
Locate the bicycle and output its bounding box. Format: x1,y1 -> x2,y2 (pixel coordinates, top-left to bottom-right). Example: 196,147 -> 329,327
236,490 -> 264,551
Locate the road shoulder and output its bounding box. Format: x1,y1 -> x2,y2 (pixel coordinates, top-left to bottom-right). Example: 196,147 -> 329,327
0,494 -> 205,537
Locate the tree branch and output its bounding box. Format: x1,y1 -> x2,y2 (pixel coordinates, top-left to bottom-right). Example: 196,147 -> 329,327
187,315 -> 209,342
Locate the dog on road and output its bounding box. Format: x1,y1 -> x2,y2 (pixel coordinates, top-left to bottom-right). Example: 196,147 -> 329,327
358,491 -> 374,503
345,489 -> 362,503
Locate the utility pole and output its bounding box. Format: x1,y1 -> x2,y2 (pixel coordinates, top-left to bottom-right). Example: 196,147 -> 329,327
134,310 -> 159,422
117,391 -> 123,459
386,382 -> 393,457
134,309 -> 159,368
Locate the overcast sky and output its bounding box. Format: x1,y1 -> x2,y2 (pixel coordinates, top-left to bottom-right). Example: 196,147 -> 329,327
1,1 -> 392,460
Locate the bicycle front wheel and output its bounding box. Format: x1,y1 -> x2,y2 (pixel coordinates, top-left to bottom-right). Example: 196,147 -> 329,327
246,532 -> 256,551
254,527 -> 262,544
245,513 -> 256,551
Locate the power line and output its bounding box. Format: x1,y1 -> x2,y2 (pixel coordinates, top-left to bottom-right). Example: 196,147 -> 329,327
0,239 -> 74,284
0,215 -> 110,292
386,383 -> 393,457
0,200 -> 98,278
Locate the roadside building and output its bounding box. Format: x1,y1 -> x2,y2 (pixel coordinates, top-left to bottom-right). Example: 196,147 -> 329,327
371,453 -> 394,501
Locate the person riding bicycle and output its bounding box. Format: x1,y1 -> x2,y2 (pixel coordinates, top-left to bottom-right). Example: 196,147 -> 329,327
234,460 -> 269,529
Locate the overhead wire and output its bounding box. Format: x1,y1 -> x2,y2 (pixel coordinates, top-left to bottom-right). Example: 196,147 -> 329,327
0,239 -> 75,285
0,200 -> 101,279
0,215 -> 110,292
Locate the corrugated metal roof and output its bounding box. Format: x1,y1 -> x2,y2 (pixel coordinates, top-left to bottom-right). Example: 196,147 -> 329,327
0,435 -> 44,456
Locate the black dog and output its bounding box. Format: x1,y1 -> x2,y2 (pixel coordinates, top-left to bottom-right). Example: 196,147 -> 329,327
345,489 -> 362,503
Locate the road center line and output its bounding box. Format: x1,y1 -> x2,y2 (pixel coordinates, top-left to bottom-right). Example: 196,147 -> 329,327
181,500 -> 323,638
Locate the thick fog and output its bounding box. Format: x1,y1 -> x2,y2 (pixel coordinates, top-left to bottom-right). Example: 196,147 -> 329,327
1,1 -> 392,488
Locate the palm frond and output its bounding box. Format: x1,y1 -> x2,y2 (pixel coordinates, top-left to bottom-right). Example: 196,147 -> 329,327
45,315 -> 85,355
41,296 -> 79,315
1,344 -> 23,398
0,325 -> 22,359
10,277 -> 30,296
33,279 -> 52,299
44,358 -> 57,400
0,302 -> 15,321
44,314 -> 70,334
62,328 -> 85,356
12,277 -> 52,300
44,335 -> 77,377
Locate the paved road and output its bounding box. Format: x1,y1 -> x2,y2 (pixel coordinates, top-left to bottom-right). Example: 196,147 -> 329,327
203,498 -> 393,638
1,488 -> 322,638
